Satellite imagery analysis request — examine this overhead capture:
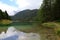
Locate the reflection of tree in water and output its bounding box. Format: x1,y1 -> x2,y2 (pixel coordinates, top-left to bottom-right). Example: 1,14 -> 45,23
0,27 -> 40,40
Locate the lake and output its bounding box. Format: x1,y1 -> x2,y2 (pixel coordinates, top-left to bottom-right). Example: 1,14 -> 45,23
0,22 -> 39,33
0,22 -> 41,40
0,22 -> 56,40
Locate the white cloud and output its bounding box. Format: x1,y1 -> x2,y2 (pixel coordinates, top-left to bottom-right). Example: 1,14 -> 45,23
16,0 -> 43,10
16,0 -> 30,10
0,0 -> 43,16
0,1 -> 18,16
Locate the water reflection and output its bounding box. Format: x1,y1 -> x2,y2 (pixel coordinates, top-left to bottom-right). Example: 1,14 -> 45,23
0,27 -> 40,40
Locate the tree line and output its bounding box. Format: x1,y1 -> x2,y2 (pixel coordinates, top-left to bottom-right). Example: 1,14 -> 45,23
36,0 -> 60,23
0,9 -> 10,20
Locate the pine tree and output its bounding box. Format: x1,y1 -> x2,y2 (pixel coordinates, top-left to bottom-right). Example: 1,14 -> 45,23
36,0 -> 58,23
0,9 -> 11,20
36,0 -> 52,23
0,9 -> 4,19
52,0 -> 60,20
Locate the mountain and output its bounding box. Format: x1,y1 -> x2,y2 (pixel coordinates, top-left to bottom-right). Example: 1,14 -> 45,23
11,9 -> 38,22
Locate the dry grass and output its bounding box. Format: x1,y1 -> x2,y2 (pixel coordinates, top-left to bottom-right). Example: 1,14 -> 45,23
0,19 -> 12,24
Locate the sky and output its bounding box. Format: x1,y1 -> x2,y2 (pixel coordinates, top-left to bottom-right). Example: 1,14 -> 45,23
0,0 -> 43,16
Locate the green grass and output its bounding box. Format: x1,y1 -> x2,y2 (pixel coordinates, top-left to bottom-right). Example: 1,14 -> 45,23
42,22 -> 56,28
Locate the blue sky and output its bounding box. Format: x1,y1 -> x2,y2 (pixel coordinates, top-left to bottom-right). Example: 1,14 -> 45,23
0,0 -> 17,7
0,0 -> 43,16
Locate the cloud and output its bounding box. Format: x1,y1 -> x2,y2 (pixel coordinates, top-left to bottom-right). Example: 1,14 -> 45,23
16,0 -> 43,10
0,1 -> 18,16
0,0 -> 43,16
16,0 -> 29,7
16,0 -> 30,10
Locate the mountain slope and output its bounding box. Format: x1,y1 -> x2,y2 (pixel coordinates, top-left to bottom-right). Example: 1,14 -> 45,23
11,9 -> 38,22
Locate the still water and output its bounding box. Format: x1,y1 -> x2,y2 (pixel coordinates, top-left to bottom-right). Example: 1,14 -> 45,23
0,22 -> 41,40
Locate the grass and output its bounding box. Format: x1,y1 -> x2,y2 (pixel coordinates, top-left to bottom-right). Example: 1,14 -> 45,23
0,19 -> 12,25
41,22 -> 60,40
42,22 -> 56,28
